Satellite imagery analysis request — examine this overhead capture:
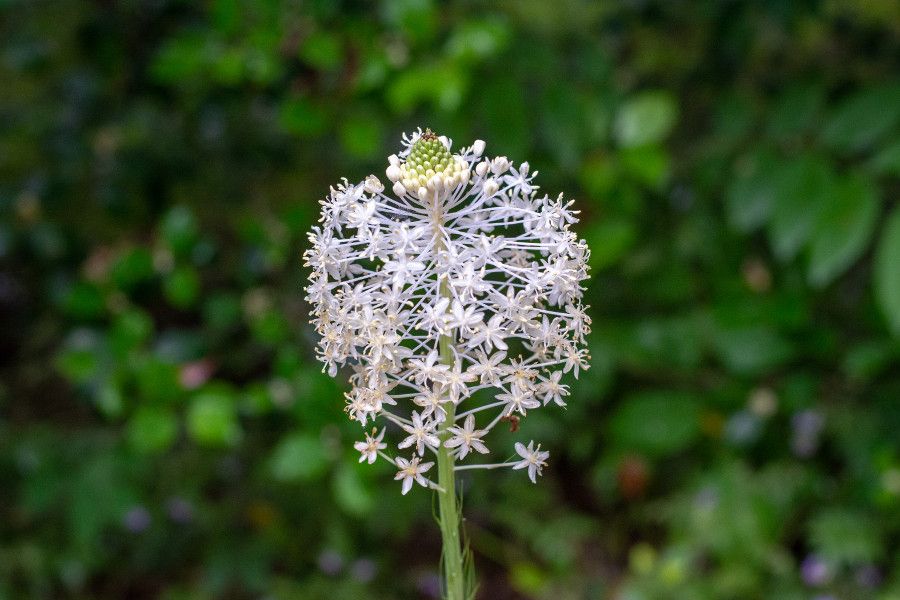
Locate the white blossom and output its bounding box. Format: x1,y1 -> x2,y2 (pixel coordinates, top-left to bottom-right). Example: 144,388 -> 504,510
513,441 -> 550,484
398,411 -> 441,456
538,370 -> 569,407
394,456 -> 434,495
445,414 -> 489,459
304,128 -> 591,493
354,428 -> 387,464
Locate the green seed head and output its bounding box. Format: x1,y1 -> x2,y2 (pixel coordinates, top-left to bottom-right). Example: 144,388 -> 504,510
389,128 -> 471,200
406,129 -> 454,173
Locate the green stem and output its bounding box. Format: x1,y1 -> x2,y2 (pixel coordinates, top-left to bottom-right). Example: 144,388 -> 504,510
437,301 -> 466,599
432,191 -> 468,598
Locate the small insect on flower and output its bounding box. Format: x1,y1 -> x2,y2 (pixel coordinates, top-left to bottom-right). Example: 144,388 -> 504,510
304,128 -> 591,493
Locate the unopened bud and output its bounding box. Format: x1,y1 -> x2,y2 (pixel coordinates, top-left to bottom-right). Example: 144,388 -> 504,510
472,140 -> 485,157
393,181 -> 407,196
492,156 -> 509,175
365,175 -> 384,193
475,161 -> 489,178
386,164 -> 401,182
483,178 -> 499,197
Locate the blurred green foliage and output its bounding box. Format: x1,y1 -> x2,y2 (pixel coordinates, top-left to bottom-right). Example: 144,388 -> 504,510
2,0 -> 900,598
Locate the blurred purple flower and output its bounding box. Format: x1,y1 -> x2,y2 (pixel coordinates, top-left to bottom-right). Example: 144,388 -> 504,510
855,564 -> 882,588
694,486 -> 719,511
165,497 -> 194,524
415,572 -> 442,598
122,506 -> 152,533
792,409 -> 825,458
801,554 -> 832,587
724,410 -> 762,446
350,558 -> 377,583
317,550 -> 343,576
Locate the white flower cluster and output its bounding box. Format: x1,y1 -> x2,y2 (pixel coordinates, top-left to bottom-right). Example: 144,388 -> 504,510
304,128 -> 591,494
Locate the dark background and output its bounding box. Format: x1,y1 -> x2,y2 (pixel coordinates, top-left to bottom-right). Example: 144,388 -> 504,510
2,1 -> 900,598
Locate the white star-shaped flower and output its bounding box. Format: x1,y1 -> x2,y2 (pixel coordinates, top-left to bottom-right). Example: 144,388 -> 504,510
449,299 -> 483,332
466,314 -> 508,351
513,441 -> 549,484
444,415 -> 489,459
353,428 -> 387,464
398,411 -> 440,456
394,456 -> 434,495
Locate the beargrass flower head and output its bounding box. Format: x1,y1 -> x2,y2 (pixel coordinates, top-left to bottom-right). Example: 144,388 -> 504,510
304,128 -> 591,494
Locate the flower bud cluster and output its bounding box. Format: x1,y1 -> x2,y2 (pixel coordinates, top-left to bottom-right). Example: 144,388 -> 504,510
386,129 -> 470,201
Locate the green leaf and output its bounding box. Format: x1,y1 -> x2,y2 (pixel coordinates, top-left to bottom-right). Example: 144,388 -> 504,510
480,76 -> 528,158
875,207 -> 900,335
110,309 -> 153,355
278,96 -> 329,137
134,356 -> 181,404
766,155 -> 835,261
868,139 -> 900,177
713,92 -> 756,143
332,464 -> 374,516
163,266 -> 201,309
766,82 -> 825,139
541,85 -> 588,169
382,0 -> 438,44
209,47 -> 244,86
509,562 -> 549,596
299,30 -> 343,71
203,292 -> 242,331
211,0 -> 239,34
387,63 -> 468,113
187,389 -> 241,446
445,18 -> 511,62
160,205 -> 198,257
70,457 -> 136,552
249,308 -> 291,345
822,83 -> 900,153
128,406 -> 178,453
711,326 -> 793,376
150,33 -> 208,84
338,112 -> 384,160
270,432 -> 328,482
809,509 -> 884,565
56,347 -> 100,384
579,154 -> 618,199
294,367 -> 343,427
61,281 -> 105,319
620,145 -> 670,188
616,316 -> 704,372
96,380 -> 125,418
807,174 -> 880,287
609,391 -> 702,456
585,219 -> 636,270
614,91 -> 678,148
842,340 -> 896,381
725,150 -> 779,233
110,247 -> 155,291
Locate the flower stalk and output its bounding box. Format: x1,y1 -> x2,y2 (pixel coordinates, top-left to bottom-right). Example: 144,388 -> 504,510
436,353 -> 467,599
436,230 -> 468,599
304,126 -> 591,598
